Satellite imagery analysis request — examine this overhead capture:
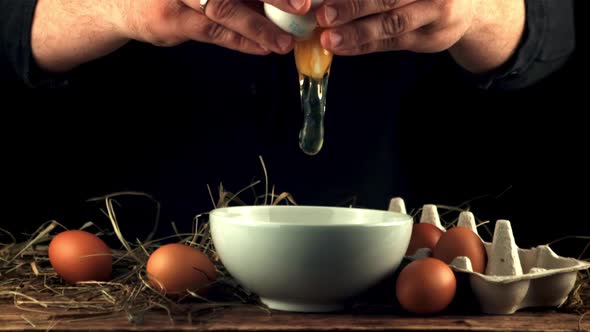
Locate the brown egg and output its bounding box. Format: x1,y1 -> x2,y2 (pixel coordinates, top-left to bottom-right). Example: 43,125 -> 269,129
433,226 -> 487,273
48,230 -> 112,284
405,223 -> 444,256
396,258 -> 456,314
294,29 -> 333,80
146,243 -> 217,295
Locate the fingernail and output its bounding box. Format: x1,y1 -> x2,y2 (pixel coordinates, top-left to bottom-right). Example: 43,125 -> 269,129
289,0 -> 305,11
330,31 -> 342,48
324,6 -> 338,24
277,34 -> 292,51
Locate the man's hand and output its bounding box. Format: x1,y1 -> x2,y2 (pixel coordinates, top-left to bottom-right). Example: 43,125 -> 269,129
315,0 -> 526,73
32,0 -> 309,73
120,0 -> 311,53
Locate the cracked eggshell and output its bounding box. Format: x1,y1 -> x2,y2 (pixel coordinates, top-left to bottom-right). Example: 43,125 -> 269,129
388,197 -> 590,314
264,0 -> 324,39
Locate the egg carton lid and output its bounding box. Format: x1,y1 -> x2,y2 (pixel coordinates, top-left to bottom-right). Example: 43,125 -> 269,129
389,197 -> 590,314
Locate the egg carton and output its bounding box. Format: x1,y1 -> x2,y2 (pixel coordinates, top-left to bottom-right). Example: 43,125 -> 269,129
388,197 -> 590,314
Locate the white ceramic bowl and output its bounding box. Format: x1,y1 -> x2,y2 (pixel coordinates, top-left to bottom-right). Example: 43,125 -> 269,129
209,205 -> 412,312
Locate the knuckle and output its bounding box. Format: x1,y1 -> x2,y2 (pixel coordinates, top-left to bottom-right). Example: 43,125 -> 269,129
182,17 -> 205,40
383,11 -> 409,36
132,2 -> 198,47
143,25 -> 171,46
156,39 -> 180,47
350,26 -> 365,47
381,0 -> 400,9
253,20 -> 265,38
354,26 -> 372,45
359,43 -> 374,54
146,27 -> 181,46
382,37 -> 401,50
143,12 -> 165,34
237,36 -> 251,50
209,0 -> 237,21
336,26 -> 363,49
140,7 -> 177,46
207,22 -> 226,41
433,0 -> 453,19
430,0 -> 446,8
346,0 -> 363,19
252,19 -> 271,40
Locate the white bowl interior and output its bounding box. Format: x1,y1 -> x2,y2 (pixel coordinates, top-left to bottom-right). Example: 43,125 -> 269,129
210,205 -> 410,226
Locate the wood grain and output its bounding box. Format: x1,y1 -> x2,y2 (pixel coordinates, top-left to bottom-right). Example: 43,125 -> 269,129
0,304 -> 587,332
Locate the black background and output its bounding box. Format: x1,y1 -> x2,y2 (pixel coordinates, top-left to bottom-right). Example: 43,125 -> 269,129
1,1 -> 588,258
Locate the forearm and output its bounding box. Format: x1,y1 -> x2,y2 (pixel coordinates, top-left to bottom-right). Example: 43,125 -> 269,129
31,0 -> 129,73
449,0 -> 526,74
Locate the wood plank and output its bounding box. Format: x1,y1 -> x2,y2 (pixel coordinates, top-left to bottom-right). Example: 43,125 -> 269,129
0,304 -> 587,332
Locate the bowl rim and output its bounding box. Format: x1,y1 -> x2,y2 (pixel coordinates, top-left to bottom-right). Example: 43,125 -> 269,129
209,205 -> 412,228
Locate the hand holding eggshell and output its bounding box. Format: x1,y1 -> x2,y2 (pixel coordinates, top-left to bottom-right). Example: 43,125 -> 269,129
264,0 -> 324,39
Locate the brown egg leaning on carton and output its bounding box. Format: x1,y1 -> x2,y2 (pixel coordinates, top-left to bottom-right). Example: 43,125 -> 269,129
389,197 -> 590,314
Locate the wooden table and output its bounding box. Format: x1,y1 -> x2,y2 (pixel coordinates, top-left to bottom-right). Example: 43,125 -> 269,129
1,245 -> 588,331
0,303 -> 587,332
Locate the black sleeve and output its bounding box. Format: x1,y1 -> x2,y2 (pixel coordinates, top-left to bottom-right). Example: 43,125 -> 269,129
0,0 -> 65,87
1,0 -> 36,84
466,0 -> 576,91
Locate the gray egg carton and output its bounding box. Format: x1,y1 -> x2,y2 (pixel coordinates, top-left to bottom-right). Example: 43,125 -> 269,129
389,198 -> 590,314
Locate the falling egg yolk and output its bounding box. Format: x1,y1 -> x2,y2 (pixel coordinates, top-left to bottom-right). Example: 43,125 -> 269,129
294,29 -> 333,81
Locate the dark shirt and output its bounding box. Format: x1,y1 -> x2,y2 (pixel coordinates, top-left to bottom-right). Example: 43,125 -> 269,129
0,0 -> 577,237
